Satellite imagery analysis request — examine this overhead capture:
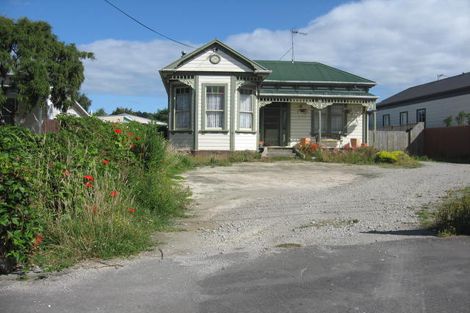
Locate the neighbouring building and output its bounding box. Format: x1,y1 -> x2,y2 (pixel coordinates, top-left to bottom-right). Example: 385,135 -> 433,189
97,113 -> 167,126
1,96 -> 89,133
0,75 -> 89,133
159,39 -> 377,152
376,72 -> 470,128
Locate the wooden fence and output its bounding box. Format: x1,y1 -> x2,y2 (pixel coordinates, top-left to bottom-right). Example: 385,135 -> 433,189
368,122 -> 425,155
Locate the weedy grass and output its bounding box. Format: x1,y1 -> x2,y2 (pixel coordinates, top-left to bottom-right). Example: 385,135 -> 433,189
433,187 -> 470,236
1,116 -> 190,272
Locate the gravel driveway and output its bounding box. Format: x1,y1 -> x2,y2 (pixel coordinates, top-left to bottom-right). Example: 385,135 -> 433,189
161,161 -> 470,272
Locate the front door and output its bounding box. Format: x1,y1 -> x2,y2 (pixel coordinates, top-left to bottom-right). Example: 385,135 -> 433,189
260,103 -> 289,146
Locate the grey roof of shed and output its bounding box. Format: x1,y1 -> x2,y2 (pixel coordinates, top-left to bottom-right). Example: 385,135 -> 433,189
378,72 -> 470,108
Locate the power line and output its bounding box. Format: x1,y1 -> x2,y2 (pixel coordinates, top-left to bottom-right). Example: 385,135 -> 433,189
103,0 -> 194,49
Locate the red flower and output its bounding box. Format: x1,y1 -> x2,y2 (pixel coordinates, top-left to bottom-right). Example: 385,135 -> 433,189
114,129 -> 122,134
127,208 -> 136,214
85,182 -> 93,188
135,136 -> 141,141
110,190 -> 119,197
33,234 -> 44,247
102,159 -> 110,165
83,175 -> 94,181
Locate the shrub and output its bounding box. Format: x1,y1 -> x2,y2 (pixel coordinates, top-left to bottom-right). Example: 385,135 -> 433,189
312,146 -> 378,164
0,127 -> 43,272
443,116 -> 453,127
1,116 -> 189,271
375,150 -> 419,167
433,188 -> 470,235
375,150 -> 402,163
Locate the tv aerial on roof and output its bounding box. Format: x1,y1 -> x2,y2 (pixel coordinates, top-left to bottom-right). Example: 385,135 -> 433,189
291,29 -> 307,63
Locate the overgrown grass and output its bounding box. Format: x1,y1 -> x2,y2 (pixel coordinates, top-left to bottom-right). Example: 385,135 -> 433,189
1,117 -> 190,272
183,151 -> 262,167
309,147 -> 420,168
433,187 -> 470,236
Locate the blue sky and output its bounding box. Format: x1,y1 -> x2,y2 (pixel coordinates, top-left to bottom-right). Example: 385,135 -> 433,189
2,0 -> 470,113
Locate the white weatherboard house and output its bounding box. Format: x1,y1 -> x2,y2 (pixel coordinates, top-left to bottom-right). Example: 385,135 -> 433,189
377,73 -> 470,128
160,40 -> 377,152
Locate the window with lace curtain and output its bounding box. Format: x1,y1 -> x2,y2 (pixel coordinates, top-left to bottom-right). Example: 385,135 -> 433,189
174,87 -> 191,129
239,89 -> 253,130
206,86 -> 225,129
311,104 -> 345,134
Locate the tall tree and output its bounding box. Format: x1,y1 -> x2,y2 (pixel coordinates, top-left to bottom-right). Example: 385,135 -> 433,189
155,108 -> 168,123
0,17 -> 93,115
93,108 -> 107,116
76,92 -> 92,112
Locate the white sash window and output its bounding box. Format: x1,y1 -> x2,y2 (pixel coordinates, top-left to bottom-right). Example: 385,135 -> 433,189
206,86 -> 225,128
239,89 -> 253,129
174,87 -> 191,129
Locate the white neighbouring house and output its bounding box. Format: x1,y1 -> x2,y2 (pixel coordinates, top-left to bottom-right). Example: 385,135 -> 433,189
377,73 -> 470,128
1,96 -> 89,133
97,113 -> 167,126
159,40 -> 377,152
1,75 -> 89,133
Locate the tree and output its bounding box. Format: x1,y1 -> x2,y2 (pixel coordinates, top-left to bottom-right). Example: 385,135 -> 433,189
155,108 -> 168,123
76,92 -> 92,112
0,17 -> 93,116
111,107 -> 134,116
93,108 -> 107,116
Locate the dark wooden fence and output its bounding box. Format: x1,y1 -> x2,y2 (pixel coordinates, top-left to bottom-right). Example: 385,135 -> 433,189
424,126 -> 470,159
41,119 -> 60,133
369,122 -> 425,155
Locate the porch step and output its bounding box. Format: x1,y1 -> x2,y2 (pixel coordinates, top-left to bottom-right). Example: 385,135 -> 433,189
263,147 -> 296,158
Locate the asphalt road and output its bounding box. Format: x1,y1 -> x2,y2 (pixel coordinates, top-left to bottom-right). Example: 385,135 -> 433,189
1,237 -> 469,313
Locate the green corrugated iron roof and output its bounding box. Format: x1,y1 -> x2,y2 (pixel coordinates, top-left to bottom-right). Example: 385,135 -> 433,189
254,60 -> 375,85
259,87 -> 375,97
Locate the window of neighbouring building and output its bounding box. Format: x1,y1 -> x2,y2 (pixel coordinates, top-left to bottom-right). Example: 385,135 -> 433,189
400,111 -> 408,125
416,108 -> 426,126
383,114 -> 390,127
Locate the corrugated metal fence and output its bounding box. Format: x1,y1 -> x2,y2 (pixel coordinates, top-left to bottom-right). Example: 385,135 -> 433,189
368,122 -> 425,155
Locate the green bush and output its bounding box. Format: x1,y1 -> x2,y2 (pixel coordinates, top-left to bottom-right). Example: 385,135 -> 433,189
375,150 -> 419,167
375,150 -> 403,163
1,116 -> 189,272
434,188 -> 470,235
0,127 -> 43,271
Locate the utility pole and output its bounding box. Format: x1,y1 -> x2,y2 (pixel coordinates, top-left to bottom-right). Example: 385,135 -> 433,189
291,29 -> 307,63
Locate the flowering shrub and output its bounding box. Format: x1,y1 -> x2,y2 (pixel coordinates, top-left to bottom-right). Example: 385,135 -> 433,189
1,116 -> 188,272
375,150 -> 406,163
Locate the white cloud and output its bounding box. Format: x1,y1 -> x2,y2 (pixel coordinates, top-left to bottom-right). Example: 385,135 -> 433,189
80,0 -> 470,100
79,39 -> 198,97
